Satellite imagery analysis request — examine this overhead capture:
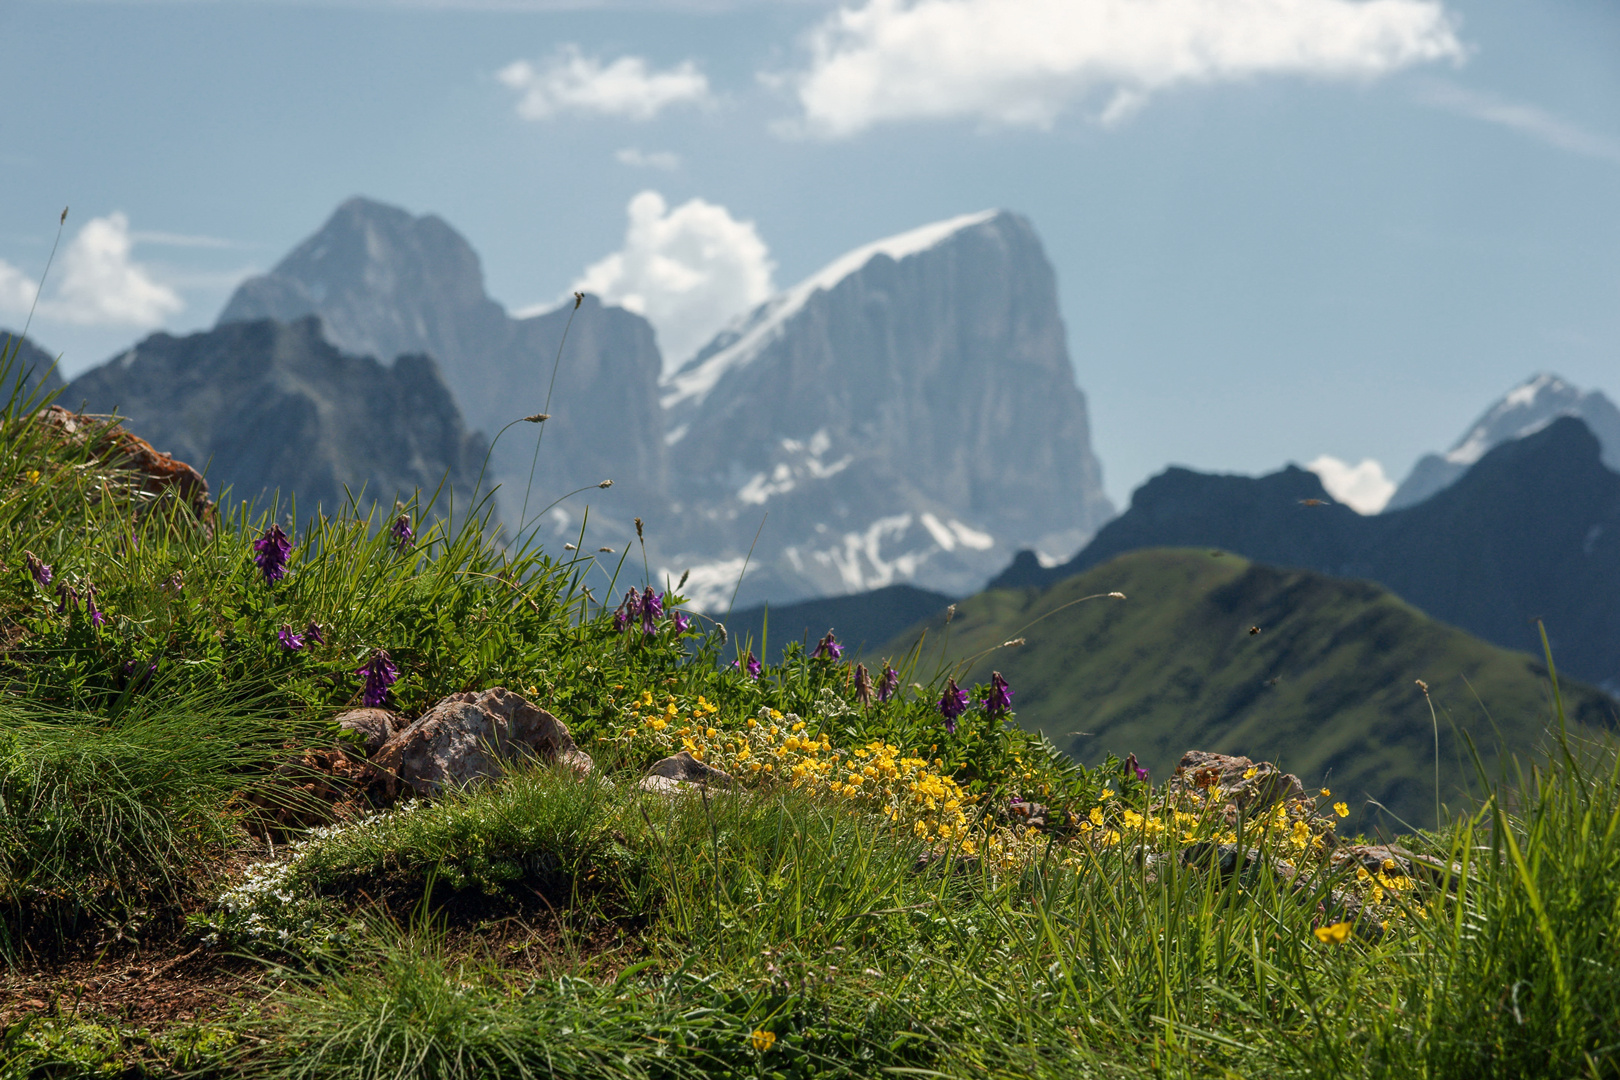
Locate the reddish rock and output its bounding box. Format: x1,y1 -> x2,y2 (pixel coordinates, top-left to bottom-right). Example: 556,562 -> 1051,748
241,747 -> 390,840
1171,750 -> 1307,814
29,405 -> 214,526
373,687 -> 592,798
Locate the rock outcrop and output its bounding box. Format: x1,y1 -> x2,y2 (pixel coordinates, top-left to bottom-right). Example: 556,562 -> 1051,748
639,750 -> 735,795
372,687 -> 591,798
63,316 -> 491,521
27,405 -> 214,526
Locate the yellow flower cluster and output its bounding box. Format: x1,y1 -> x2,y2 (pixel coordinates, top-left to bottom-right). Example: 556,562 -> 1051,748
616,696 -> 974,852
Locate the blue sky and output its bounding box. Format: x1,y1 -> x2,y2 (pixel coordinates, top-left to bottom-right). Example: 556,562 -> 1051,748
1,0 -> 1616,512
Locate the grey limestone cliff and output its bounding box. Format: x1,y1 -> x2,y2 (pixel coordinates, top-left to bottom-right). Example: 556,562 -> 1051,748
661,210 -> 1114,608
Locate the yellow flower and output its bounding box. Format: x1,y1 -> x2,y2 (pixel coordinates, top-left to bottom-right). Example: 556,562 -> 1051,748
25,470 -> 40,485
1314,921 -> 1352,944
1320,788 -> 1331,797
1100,789 -> 1114,800
1242,767 -> 1257,780
751,1029 -> 776,1053
648,718 -> 668,731
1333,802 -> 1349,818
1088,807 -> 1105,827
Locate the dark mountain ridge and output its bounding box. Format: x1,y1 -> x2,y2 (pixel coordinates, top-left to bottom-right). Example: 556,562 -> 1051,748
63,316 -> 492,520
991,416 -> 1620,691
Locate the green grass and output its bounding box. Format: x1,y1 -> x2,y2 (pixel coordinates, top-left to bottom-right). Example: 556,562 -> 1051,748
885,548 -> 1619,830
3,336 -> 1618,1078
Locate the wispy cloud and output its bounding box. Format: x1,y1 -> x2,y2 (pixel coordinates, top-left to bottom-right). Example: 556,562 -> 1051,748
782,0 -> 1465,138
1306,455 -> 1394,514
131,229 -> 249,250
1417,80 -> 1620,166
498,47 -> 712,121
616,147 -> 682,170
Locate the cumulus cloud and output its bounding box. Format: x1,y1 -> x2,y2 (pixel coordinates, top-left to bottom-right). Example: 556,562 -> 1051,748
616,147 -> 682,170
572,190 -> 776,369
498,48 -> 712,121
1306,455 -> 1395,514
0,213 -> 182,328
786,0 -> 1465,137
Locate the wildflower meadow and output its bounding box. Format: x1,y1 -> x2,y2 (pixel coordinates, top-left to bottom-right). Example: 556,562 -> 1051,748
1,333 -> 1617,1079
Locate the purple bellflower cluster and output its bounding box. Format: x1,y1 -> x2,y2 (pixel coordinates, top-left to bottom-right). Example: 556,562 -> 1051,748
357,650 -> 399,708
983,671 -> 1014,717
640,587 -> 663,635
877,665 -> 899,703
614,589 -> 642,632
24,551 -> 52,587
278,625 -> 305,651
730,650 -> 762,679
1124,752 -> 1149,782
810,631 -> 843,661
306,620 -> 326,646
938,677 -> 968,734
253,524 -> 293,584
391,514 -> 413,550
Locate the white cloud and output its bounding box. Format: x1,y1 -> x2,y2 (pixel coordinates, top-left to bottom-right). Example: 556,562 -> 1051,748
787,0 -> 1465,137
497,47 -> 712,121
1306,455 -> 1395,514
615,147 -> 683,170
572,190 -> 776,369
0,213 -> 182,328
1417,81 -> 1620,166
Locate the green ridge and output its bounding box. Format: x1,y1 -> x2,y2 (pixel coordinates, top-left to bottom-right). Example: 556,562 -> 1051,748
888,547 -> 1618,829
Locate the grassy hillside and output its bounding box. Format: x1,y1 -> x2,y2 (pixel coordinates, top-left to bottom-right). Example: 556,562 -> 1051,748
888,548 -> 1618,830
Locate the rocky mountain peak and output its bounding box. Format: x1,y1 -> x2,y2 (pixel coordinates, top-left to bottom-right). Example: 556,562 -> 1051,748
661,209 -> 1115,607
1388,373 -> 1620,510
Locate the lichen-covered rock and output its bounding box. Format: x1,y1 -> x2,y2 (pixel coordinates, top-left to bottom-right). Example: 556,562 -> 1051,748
334,707 -> 399,758
639,750 -> 735,795
373,687 -> 591,798
1171,750 -> 1306,814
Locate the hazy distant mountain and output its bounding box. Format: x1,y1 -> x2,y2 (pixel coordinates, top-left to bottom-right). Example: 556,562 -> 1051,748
219,198 -> 666,544
1,329 -> 65,406
1388,374 -> 1620,510
64,317 -> 491,520
662,210 -> 1114,609
724,583 -> 957,665
989,416 -> 1620,692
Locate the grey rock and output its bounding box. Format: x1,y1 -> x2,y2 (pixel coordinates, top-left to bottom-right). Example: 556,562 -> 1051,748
639,750 -> 735,795
62,316 -> 491,521
374,687 -> 592,797
334,707 -> 399,758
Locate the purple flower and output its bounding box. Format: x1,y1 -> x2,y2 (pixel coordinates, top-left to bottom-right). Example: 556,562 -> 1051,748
24,551 -> 52,587
614,589 -> 642,632
55,583 -> 78,615
85,584 -> 104,628
306,620 -> 326,646
1125,752 -> 1149,782
853,663 -> 873,706
252,524 -> 293,585
746,651 -> 762,679
877,665 -> 899,703
983,671 -> 1014,717
811,631 -> 843,662
938,677 -> 968,734
391,514 -> 413,550
641,587 -> 663,635
278,625 -> 305,651
356,649 -> 399,708
671,610 -> 691,634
